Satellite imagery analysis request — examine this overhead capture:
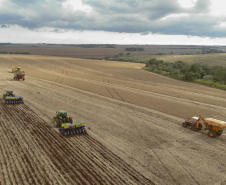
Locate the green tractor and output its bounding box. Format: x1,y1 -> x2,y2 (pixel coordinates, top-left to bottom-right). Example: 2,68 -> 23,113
53,110 -> 87,136
53,110 -> 73,127
3,90 -> 24,104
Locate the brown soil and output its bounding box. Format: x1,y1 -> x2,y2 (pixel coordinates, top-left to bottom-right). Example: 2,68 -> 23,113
0,54 -> 226,185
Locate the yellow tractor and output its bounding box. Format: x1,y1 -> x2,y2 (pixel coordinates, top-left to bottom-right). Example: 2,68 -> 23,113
12,67 -> 21,73
182,115 -> 226,138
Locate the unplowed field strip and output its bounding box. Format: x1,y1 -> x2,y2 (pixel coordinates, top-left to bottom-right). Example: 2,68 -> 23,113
1,55 -> 226,119
0,101 -> 153,185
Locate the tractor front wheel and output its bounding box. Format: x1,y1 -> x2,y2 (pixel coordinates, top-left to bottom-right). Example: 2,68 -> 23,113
55,118 -> 60,127
182,122 -> 187,128
208,130 -> 217,138
53,117 -> 57,127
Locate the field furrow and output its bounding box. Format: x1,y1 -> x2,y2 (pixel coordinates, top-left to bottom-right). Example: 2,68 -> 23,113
0,101 -> 153,185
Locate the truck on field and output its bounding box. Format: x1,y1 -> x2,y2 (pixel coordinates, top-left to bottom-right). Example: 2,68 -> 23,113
182,115 -> 226,138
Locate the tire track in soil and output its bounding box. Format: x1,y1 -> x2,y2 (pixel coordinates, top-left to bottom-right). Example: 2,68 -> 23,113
22,106 -> 103,184
10,105 -> 67,185
22,107 -> 152,185
0,105 -> 85,184
26,109 -> 145,185
0,101 -> 154,185
0,104 -> 34,185
1,104 -> 46,185
80,135 -> 152,184
16,105 -> 87,185
102,87 -> 186,184
0,106 -> 24,185
128,109 -> 201,184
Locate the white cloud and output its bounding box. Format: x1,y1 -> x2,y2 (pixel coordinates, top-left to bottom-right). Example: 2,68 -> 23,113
0,0 -> 7,8
216,22 -> 226,28
62,0 -> 92,13
177,0 -> 197,8
1,25 -> 226,45
0,0 -> 226,44
210,0 -> 226,17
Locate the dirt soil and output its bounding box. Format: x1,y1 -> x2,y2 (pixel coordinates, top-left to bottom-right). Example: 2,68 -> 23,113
0,54 -> 226,185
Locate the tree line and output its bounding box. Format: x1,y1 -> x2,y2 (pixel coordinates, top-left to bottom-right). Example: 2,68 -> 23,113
144,58 -> 226,90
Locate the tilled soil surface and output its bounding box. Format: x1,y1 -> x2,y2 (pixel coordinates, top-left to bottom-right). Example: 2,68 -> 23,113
0,102 -> 152,185
0,54 -> 226,185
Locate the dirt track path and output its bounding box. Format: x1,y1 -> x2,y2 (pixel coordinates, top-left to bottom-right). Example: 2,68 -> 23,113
0,54 -> 226,185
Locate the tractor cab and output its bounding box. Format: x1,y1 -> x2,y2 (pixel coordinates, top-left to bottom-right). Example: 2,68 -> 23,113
5,90 -> 14,97
56,110 -> 68,122
53,110 -> 73,127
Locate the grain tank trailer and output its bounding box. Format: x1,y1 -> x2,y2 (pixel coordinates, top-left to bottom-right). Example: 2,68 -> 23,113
14,71 -> 25,81
182,115 -> 226,138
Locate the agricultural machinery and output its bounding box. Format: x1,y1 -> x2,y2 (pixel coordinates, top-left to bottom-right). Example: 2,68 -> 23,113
12,67 -> 21,73
182,115 -> 226,138
53,110 -> 86,136
14,71 -> 25,81
3,90 -> 24,104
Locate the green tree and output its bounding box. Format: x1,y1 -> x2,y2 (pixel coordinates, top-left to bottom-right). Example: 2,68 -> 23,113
184,72 -> 194,81
194,72 -> 201,79
203,75 -> 213,81
189,63 -> 206,78
213,68 -> 226,84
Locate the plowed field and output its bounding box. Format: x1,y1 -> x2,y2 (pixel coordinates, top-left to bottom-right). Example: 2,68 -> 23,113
0,54 -> 226,185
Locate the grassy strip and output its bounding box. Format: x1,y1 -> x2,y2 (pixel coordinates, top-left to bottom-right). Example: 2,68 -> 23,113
194,79 -> 226,90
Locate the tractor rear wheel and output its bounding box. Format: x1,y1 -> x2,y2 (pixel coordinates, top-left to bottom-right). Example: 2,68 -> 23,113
59,120 -> 62,127
68,117 -> 73,124
216,131 -> 223,136
182,122 -> 187,128
208,130 -> 217,138
191,123 -> 198,131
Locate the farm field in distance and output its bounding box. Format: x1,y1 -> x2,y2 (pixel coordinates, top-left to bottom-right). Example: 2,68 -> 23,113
0,51 -> 226,185
136,53 -> 226,67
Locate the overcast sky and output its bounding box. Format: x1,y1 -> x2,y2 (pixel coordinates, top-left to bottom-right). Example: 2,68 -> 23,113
0,0 -> 226,45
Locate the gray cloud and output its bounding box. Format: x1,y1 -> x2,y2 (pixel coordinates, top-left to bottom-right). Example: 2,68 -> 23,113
1,24 -> 9,28
0,0 -> 225,37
